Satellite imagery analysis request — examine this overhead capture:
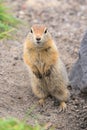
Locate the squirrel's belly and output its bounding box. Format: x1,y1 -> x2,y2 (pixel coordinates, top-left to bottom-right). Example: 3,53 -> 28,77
32,58 -> 69,92
35,59 -> 45,73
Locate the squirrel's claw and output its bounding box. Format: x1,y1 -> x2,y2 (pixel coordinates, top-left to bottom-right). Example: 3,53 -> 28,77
59,101 -> 67,112
44,69 -> 51,77
33,72 -> 42,79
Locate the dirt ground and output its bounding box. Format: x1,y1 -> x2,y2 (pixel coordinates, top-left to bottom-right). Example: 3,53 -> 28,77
0,0 -> 87,129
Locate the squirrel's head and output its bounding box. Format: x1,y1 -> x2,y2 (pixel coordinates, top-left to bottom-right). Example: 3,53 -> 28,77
27,24 -> 51,47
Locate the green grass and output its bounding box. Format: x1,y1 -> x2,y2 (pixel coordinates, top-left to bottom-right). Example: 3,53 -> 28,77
0,0 -> 20,39
0,118 -> 44,130
0,106 -> 54,130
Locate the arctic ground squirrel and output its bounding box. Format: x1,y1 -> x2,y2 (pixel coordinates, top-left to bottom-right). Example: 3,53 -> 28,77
23,24 -> 70,111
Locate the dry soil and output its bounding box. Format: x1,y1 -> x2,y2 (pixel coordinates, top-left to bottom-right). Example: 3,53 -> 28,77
0,0 -> 87,130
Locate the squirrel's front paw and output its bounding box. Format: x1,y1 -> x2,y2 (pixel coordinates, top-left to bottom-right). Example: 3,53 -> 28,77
33,72 -> 42,79
44,69 -> 51,77
43,65 -> 53,77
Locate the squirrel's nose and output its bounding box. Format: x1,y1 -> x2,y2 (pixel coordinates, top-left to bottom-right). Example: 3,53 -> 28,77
36,37 -> 41,41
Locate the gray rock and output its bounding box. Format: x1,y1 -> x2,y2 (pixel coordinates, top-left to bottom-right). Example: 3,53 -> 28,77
69,31 -> 87,93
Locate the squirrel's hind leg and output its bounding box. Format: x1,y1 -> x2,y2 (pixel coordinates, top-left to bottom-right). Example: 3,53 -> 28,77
31,81 -> 48,106
52,87 -> 70,111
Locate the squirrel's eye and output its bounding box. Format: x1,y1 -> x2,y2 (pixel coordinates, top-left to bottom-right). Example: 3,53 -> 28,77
30,29 -> 33,33
44,29 -> 48,34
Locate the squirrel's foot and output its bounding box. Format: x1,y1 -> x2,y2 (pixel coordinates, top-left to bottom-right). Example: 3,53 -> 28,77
59,101 -> 67,112
38,98 -> 45,106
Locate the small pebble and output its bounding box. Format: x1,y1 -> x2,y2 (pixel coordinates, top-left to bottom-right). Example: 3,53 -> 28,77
14,57 -> 19,60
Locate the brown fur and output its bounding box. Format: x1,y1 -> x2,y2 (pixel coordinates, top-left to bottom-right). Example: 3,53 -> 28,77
23,24 -> 70,110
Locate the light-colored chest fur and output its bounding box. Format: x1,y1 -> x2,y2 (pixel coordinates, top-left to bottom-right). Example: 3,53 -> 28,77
29,47 -> 51,72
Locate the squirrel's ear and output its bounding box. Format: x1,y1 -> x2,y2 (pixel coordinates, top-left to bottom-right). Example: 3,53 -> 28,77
24,31 -> 29,37
25,28 -> 33,37
25,31 -> 30,37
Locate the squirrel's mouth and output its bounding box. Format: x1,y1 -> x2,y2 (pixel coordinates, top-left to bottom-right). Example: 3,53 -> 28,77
36,41 -> 41,44
35,40 -> 43,46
